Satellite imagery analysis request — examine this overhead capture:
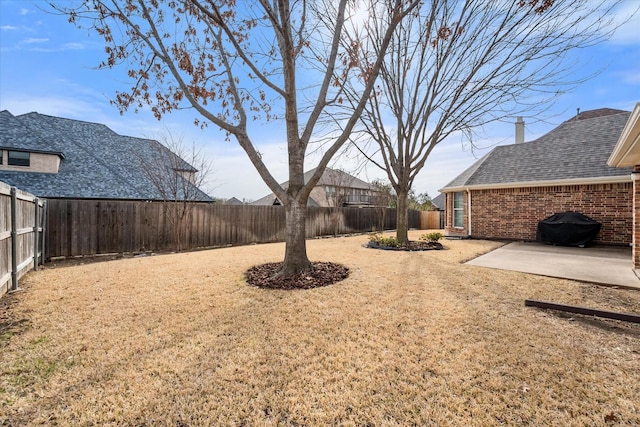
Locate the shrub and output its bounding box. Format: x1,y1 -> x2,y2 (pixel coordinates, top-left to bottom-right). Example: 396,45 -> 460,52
368,233 -> 399,247
420,232 -> 443,243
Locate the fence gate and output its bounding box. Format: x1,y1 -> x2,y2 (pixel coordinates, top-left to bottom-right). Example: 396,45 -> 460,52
419,210 -> 444,230
1,182 -> 46,298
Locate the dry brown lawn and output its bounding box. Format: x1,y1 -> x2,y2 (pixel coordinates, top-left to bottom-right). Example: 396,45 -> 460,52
1,231 -> 639,426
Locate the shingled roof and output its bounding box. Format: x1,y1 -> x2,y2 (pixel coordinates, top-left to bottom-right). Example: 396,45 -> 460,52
0,111 -> 212,201
430,193 -> 445,210
441,109 -> 633,191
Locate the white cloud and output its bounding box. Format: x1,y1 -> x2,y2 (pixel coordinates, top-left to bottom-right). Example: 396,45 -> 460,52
64,42 -> 85,50
21,37 -> 48,44
0,95 -> 106,120
19,8 -> 29,16
615,67 -> 640,85
609,2 -> 640,45
0,25 -> 17,31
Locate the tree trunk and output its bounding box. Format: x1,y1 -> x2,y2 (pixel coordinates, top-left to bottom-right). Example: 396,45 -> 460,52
396,188 -> 409,245
376,207 -> 386,232
281,196 -> 312,275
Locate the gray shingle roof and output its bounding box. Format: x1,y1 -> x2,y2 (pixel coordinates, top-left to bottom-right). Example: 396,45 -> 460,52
0,111 -> 212,201
442,110 -> 633,190
305,167 -> 372,189
0,110 -> 64,156
431,193 -> 445,210
251,192 -> 321,207
224,197 -> 244,205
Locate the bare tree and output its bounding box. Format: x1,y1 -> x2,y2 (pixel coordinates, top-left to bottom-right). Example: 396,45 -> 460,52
346,0 -> 628,244
137,131 -> 212,251
369,178 -> 394,231
55,0 -> 419,276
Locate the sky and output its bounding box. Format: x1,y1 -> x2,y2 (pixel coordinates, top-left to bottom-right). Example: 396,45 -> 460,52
0,1 -> 639,202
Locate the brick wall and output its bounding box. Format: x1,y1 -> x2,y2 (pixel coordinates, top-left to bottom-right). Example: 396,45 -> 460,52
467,182 -> 632,245
444,182 -> 632,245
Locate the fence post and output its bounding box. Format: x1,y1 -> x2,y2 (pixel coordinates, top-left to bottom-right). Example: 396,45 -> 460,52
41,200 -> 47,264
33,197 -> 40,271
10,186 -> 17,291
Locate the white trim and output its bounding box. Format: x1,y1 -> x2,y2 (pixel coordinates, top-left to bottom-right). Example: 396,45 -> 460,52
440,175 -> 630,193
452,191 -> 464,228
609,102 -> 640,168
467,190 -> 472,236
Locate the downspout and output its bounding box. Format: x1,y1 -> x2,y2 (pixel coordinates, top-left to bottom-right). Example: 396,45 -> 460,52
467,189 -> 472,237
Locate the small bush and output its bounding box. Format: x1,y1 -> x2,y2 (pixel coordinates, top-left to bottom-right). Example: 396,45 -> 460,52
368,233 -> 399,247
420,232 -> 443,243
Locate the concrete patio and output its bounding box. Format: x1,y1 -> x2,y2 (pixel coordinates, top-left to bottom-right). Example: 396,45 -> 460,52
466,242 -> 640,290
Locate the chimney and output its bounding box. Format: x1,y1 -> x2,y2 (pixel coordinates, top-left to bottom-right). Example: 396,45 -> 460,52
515,116 -> 525,144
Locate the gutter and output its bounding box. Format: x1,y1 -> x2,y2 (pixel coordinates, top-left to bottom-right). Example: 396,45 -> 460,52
439,175 -> 630,193
0,146 -> 65,159
467,189 -> 472,237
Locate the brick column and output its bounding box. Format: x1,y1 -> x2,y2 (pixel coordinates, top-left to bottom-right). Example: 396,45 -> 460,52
633,167 -> 640,270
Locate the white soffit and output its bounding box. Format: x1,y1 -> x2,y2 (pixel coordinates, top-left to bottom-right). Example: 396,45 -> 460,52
609,102 -> 640,168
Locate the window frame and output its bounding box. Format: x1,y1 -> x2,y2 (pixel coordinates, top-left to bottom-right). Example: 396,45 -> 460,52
8,150 -> 30,167
453,191 -> 464,228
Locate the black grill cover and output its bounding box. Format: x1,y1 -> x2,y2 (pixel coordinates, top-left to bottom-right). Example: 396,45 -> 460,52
536,212 -> 601,247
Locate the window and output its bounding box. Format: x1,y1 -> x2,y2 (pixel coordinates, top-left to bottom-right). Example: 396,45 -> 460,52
453,192 -> 464,228
8,150 -> 30,167
0,149 -> 3,164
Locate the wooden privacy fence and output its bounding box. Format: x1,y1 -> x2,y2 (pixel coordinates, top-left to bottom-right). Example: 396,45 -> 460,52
46,199 -> 423,258
1,182 -> 46,297
419,210 -> 444,230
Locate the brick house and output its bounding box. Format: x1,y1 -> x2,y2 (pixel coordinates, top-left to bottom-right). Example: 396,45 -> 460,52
440,108 -> 633,247
608,103 -> 640,269
251,167 -> 388,208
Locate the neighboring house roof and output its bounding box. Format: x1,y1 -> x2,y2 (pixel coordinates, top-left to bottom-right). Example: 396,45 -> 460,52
225,197 -> 244,205
441,109 -> 633,191
567,108 -> 627,121
0,110 -> 64,157
0,110 -> 212,201
251,192 -> 321,207
251,167 -> 371,206
431,193 -> 445,210
306,167 -> 372,190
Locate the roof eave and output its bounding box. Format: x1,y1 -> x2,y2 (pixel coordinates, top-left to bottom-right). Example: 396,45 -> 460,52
0,147 -> 65,159
440,175 -> 632,193
608,102 -> 640,168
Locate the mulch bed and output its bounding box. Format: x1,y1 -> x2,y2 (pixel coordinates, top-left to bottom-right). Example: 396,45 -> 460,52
366,241 -> 444,251
245,262 -> 349,290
